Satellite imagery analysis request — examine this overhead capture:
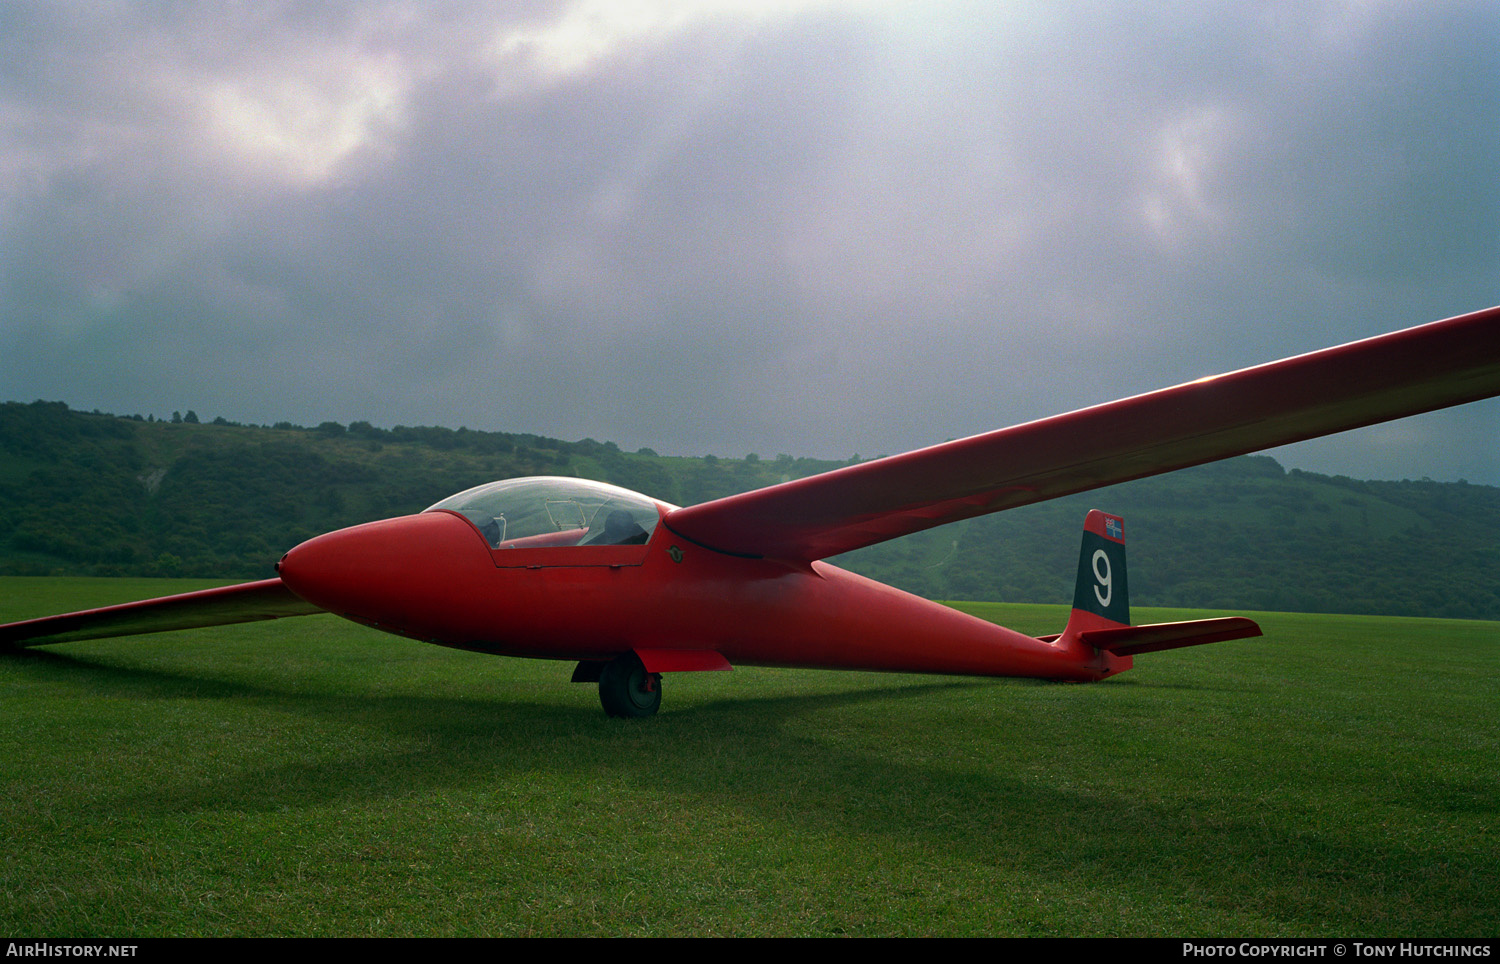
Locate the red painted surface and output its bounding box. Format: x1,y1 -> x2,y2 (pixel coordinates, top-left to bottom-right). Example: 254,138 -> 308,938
272,507 -> 1124,681
667,305 -> 1500,560
0,579 -> 320,647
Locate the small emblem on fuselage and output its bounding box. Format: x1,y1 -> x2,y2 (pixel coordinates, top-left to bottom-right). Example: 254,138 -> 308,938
667,545 -> 684,563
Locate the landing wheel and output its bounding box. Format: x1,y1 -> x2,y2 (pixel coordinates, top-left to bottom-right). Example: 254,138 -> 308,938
598,653 -> 662,718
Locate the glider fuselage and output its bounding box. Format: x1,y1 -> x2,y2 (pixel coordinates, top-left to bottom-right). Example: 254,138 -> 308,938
274,506 -> 1126,682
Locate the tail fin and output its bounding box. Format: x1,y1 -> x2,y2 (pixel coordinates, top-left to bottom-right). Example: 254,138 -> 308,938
1045,510 -> 1262,667
1068,509 -> 1130,633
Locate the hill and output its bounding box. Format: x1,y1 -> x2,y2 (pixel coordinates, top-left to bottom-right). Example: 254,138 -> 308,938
2,399 -> 1496,618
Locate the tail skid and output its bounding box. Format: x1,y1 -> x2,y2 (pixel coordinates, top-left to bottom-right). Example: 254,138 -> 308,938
1042,510 -> 1262,669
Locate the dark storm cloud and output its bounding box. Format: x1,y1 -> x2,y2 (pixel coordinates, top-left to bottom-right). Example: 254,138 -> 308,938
1,1 -> 1495,481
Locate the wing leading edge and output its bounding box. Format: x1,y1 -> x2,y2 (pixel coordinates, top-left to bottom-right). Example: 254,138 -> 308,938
665,306 -> 1500,561
0,578 -> 324,649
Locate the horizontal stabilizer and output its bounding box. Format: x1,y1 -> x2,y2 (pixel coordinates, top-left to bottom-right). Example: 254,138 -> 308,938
0,578 -> 324,649
1073,617 -> 1263,656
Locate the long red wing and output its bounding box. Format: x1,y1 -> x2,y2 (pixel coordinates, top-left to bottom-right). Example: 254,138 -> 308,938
0,578 -> 324,648
665,306 -> 1500,561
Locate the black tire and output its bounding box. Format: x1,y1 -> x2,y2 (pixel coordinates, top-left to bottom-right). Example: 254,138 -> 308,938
598,653 -> 662,718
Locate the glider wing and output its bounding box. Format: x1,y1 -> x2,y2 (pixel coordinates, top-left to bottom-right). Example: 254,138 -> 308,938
0,578 -> 324,649
664,306 -> 1500,561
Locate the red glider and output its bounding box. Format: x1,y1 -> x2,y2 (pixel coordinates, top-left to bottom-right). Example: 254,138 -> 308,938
4,307 -> 1498,716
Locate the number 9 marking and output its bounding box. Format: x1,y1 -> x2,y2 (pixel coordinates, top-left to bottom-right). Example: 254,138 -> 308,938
1092,549 -> 1112,607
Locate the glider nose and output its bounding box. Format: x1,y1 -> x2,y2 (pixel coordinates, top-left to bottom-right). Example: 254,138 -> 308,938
277,511 -> 492,638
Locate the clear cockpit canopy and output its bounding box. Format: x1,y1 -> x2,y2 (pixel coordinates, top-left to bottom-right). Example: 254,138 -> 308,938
423,477 -> 669,550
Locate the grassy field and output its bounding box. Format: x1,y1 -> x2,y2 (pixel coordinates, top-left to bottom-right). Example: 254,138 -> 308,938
1,577 -> 1495,936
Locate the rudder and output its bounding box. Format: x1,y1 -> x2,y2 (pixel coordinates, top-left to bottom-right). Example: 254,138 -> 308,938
1070,509 -> 1129,630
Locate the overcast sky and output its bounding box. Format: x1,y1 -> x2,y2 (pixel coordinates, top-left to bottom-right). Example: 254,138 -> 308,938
2,1 -> 1496,486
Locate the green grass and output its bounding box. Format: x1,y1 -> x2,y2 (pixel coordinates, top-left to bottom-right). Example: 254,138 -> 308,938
1,578 -> 1496,936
